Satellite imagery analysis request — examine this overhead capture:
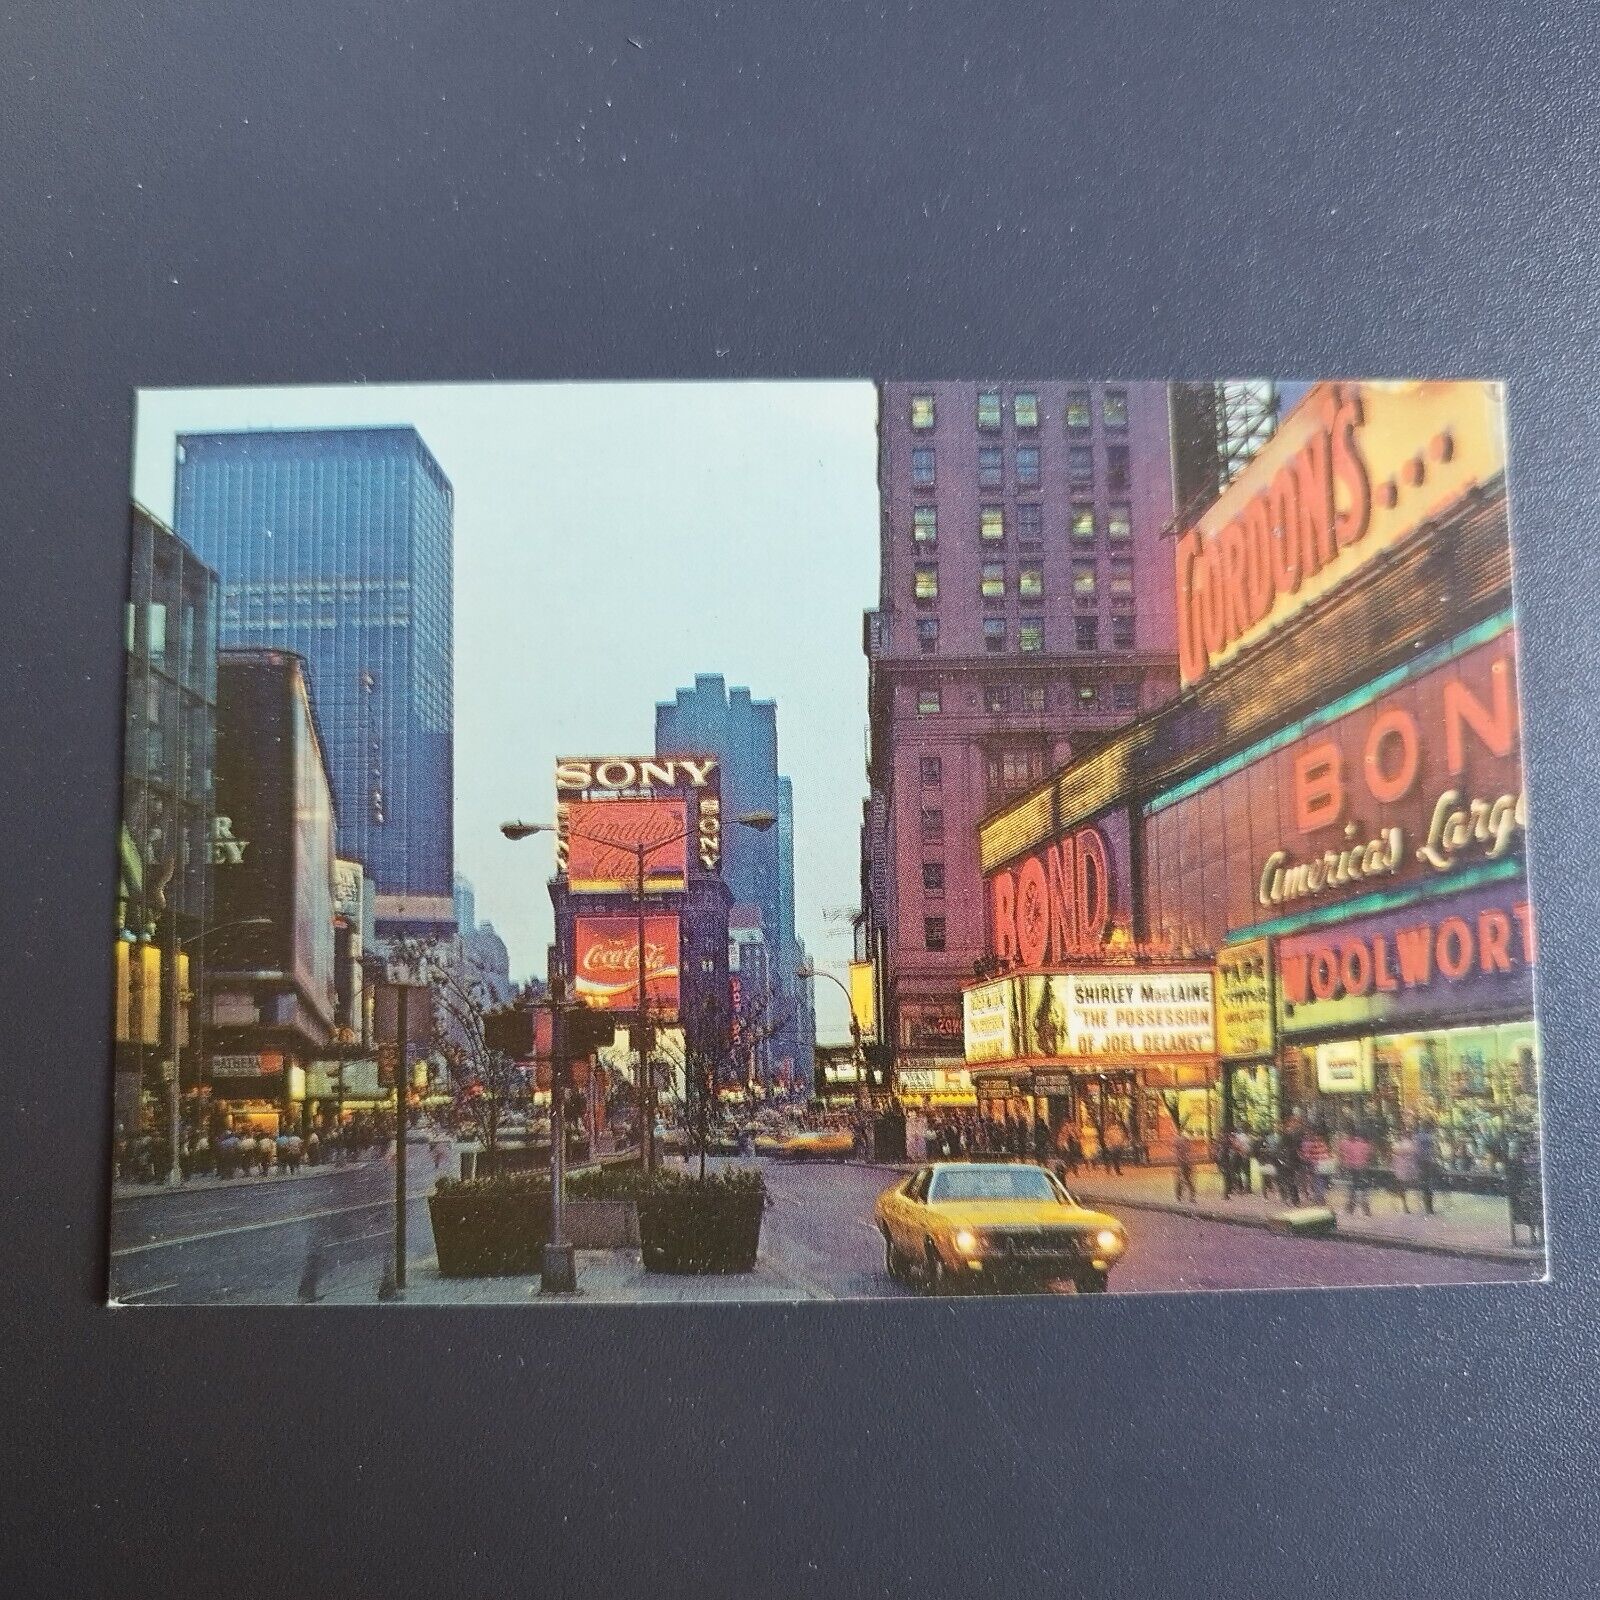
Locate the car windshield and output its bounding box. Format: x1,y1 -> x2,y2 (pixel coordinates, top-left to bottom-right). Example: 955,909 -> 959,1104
928,1167 -> 1063,1204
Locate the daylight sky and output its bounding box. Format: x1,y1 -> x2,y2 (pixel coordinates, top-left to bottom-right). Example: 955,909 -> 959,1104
131,381 -> 880,1042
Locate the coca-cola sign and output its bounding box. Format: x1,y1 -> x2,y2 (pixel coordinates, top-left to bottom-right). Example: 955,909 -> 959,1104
573,914 -> 680,1015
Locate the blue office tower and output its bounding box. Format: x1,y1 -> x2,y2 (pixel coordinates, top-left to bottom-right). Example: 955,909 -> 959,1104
174,427 -> 455,940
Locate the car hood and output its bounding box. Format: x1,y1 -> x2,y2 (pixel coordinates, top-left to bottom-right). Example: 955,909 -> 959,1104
924,1201 -> 1122,1231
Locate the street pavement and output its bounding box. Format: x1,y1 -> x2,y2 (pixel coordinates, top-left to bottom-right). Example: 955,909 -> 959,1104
110,1148 -> 1543,1305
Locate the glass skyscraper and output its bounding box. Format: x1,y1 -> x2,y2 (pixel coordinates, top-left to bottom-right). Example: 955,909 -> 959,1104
173,427 -> 455,938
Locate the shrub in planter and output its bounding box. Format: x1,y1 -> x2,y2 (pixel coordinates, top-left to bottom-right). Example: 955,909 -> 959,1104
630,1168 -> 768,1274
428,1170 -> 552,1277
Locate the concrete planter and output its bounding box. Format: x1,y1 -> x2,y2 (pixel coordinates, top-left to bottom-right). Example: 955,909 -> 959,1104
564,1198 -> 640,1249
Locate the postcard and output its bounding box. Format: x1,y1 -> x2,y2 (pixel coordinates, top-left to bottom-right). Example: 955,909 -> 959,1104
108,379 -> 1546,1304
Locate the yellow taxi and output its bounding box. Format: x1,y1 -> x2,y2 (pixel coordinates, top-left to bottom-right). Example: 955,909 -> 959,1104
775,1127 -> 856,1160
875,1162 -> 1127,1294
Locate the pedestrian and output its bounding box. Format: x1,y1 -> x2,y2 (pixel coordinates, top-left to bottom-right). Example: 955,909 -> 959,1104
306,1128 -> 320,1167
276,1128 -> 292,1173
1066,1131 -> 1083,1176
287,1130 -> 304,1174
1338,1124 -> 1372,1216
1391,1125 -> 1421,1214
1032,1115 -> 1051,1165
1278,1124 -> 1303,1206
1173,1127 -> 1198,1203
256,1131 -> 274,1177
1300,1127 -> 1331,1205
1414,1120 -> 1438,1216
1105,1122 -> 1125,1177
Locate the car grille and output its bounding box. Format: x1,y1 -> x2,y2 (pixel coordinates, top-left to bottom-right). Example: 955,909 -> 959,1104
987,1228 -> 1085,1257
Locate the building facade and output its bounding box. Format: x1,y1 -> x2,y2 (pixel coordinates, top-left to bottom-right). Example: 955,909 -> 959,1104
173,426 -> 455,940
863,381 -> 1181,1091
655,675 -> 815,1085
113,507 -> 218,1138
206,649 -> 338,1133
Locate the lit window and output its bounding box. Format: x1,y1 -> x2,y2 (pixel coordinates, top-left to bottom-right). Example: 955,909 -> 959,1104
1107,503 -> 1132,542
1078,681 -> 1099,706
917,617 -> 940,654
1075,617 -> 1099,651
914,564 -> 939,602
984,684 -> 1010,712
1073,561 -> 1098,597
922,862 -> 946,894
1014,392 -> 1039,430
983,618 -> 1007,654
1102,388 -> 1129,429
921,807 -> 945,844
911,394 -> 936,430
980,563 -> 1006,599
1068,446 -> 1094,483
917,687 -> 942,715
1017,503 -> 1043,545
913,505 -> 938,546
1112,680 -> 1138,711
924,917 -> 947,952
1019,564 -> 1044,600
1021,685 -> 1046,712
1065,389 -> 1092,430
979,505 -> 1005,544
920,756 -> 942,786
1111,614 -> 1135,650
1016,446 -> 1041,487
1019,618 -> 1044,653
1106,444 -> 1130,492
978,446 -> 1003,488
911,446 -> 936,487
1070,504 -> 1096,543
977,390 -> 1003,431
1109,562 -> 1134,598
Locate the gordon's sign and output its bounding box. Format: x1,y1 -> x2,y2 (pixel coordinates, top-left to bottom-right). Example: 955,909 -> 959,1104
1175,381 -> 1506,688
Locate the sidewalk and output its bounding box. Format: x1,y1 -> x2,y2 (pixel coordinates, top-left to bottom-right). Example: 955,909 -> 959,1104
1065,1164 -> 1545,1265
320,1248 -> 829,1305
111,1158 -> 378,1203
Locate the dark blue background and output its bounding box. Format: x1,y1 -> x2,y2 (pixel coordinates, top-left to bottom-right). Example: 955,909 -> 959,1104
2,2 -> 1596,1594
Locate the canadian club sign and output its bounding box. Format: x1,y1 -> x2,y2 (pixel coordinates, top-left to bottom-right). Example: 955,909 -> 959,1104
556,754 -> 722,875
573,914 -> 681,1014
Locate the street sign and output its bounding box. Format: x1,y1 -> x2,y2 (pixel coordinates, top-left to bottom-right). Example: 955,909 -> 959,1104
375,1042 -> 400,1088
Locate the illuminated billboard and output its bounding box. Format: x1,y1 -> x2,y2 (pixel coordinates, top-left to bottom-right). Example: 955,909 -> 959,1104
573,914 -> 681,1015
565,798 -> 690,892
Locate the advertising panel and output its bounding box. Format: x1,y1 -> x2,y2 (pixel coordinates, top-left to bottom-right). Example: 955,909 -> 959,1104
1216,939 -> 1274,1060
1316,1038 -> 1375,1095
848,960 -> 879,1044
1175,381 -> 1506,688
963,978 -> 1020,1064
1275,879 -> 1534,1039
1023,971 -> 1215,1061
555,755 -> 722,874
574,914 -> 681,1015
564,798 -> 690,892
987,810 -> 1135,967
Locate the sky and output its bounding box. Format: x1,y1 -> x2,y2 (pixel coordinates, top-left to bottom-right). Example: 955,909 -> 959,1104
131,381 -> 880,1042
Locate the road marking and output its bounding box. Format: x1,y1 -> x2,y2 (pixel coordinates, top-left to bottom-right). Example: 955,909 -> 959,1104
110,1193 -> 431,1258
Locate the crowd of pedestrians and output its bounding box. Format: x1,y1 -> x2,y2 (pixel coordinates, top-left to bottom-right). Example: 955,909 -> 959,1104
113,1110 -> 397,1186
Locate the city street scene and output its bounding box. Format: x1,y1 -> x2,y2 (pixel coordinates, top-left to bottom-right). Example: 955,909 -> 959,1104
109,378 -> 1547,1304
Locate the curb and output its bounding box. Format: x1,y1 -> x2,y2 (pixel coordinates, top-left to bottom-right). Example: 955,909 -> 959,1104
1068,1188 -> 1544,1267
111,1158 -> 381,1203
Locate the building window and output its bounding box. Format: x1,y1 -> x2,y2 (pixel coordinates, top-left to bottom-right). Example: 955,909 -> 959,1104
911,446 -> 936,487
917,617 -> 940,654
1017,502 -> 1043,546
978,445 -> 1004,488
1109,560 -> 1134,598
980,562 -> 1006,599
910,393 -> 936,430
1108,502 -> 1132,543
924,917 -> 947,952
1014,391 -> 1039,430
1111,614 -> 1135,650
920,756 -> 942,786
1068,445 -> 1094,484
983,618 -> 1007,654
1065,388 -> 1092,430
979,505 -> 1005,545
988,749 -> 1045,793
1078,681 -> 1099,706
1019,564 -> 1044,600
913,505 -> 938,547
1016,445 -> 1041,487
1075,616 -> 1099,651
1106,444 -> 1130,493
984,683 -> 1010,713
1102,388 -> 1129,429
977,390 -> 1003,431
1112,679 -> 1138,712
914,563 -> 939,602
1070,504 -> 1096,544
1019,617 -> 1044,654
917,686 -> 941,715
920,808 -> 944,844
922,862 -> 946,895
1073,560 -> 1097,598
1021,684 -> 1046,712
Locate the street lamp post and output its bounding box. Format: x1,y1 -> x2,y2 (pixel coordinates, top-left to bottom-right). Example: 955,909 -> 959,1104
162,914 -> 272,1187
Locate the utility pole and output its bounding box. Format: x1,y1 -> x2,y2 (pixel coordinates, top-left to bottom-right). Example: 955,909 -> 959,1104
394,983 -> 408,1293
636,839 -> 656,1174
542,976 -> 577,1293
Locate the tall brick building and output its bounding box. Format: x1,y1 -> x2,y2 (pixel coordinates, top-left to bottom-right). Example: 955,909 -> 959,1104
860,381 -> 1180,1090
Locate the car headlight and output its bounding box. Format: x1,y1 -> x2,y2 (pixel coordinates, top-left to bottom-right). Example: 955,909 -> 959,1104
1095,1228 -> 1120,1251
953,1229 -> 979,1254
